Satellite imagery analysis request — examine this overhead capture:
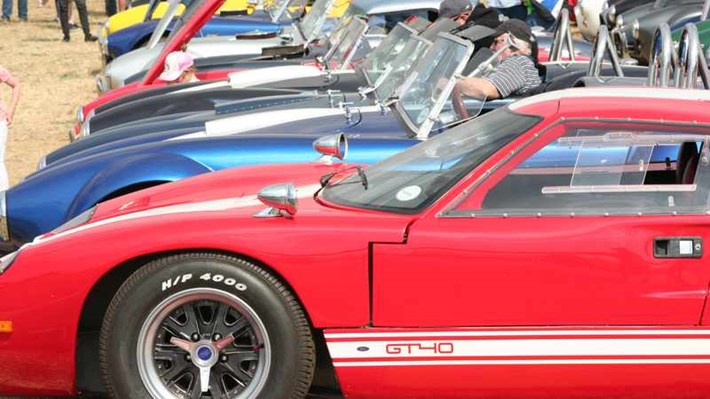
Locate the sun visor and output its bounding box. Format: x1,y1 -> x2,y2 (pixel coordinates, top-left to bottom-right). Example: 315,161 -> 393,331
456,25 -> 496,42
420,19 -> 460,41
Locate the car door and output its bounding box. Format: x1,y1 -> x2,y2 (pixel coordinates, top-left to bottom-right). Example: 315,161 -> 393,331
373,119 -> 710,327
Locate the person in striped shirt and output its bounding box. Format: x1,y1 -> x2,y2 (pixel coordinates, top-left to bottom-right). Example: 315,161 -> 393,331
455,19 -> 541,100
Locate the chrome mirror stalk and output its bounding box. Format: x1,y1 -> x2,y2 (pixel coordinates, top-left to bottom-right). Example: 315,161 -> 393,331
254,183 -> 298,218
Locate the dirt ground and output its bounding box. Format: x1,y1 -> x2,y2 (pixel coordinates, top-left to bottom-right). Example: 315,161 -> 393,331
0,0 -> 104,186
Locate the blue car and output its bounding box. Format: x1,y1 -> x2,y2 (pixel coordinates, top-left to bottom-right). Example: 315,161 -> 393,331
0,32 -> 475,252
101,0 -> 304,63
106,17 -> 285,61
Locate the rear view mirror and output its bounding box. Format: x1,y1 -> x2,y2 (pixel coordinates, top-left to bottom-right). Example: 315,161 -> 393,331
313,133 -> 348,164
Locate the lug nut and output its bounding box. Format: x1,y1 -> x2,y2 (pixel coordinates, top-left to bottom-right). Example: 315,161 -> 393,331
185,355 -> 192,361
220,355 -> 228,362
213,333 -> 222,340
191,333 -> 200,341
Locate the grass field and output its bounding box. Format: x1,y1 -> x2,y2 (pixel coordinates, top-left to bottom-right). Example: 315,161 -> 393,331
0,0 -> 104,186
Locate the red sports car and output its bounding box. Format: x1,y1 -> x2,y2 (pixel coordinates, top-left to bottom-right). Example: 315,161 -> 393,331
3,87 -> 710,398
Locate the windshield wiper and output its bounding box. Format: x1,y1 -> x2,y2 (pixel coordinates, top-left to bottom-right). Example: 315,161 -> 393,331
356,166 -> 368,190
320,166 -> 369,189
320,172 -> 336,187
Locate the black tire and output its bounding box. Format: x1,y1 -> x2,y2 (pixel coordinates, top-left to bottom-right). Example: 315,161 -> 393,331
99,252 -> 315,399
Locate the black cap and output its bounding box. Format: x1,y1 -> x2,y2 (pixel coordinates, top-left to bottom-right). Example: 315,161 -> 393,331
465,5 -> 504,30
439,0 -> 473,18
493,18 -> 534,45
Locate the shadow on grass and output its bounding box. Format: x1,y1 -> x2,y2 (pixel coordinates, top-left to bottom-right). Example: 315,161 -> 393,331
60,71 -> 84,79
24,36 -> 59,42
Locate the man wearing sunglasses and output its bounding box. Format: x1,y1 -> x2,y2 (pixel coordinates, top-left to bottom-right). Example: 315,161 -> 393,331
455,19 -> 541,100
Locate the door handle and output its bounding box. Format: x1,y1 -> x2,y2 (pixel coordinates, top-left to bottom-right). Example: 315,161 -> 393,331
654,237 -> 702,258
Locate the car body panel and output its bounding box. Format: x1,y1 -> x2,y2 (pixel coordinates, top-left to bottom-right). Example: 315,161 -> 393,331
102,0 -> 249,37
105,16 -> 284,61
9,132 -> 415,248
4,88 -> 710,396
0,162 -> 411,395
326,327 -> 710,398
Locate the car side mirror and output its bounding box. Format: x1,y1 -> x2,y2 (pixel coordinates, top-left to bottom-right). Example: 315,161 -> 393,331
254,183 -> 298,218
313,133 -> 348,164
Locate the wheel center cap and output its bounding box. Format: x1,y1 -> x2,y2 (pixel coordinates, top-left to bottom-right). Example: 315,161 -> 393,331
197,346 -> 214,361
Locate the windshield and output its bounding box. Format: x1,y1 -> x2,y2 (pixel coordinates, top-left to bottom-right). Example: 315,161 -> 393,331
373,35 -> 431,101
268,0 -> 307,22
143,0 -> 162,23
396,34 -> 473,136
297,0 -> 333,42
325,17 -> 369,70
322,109 -> 542,213
360,23 -> 416,86
652,0 -> 668,9
165,0 -> 201,42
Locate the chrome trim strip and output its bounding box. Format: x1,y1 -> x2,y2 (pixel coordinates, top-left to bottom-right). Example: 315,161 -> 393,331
541,184 -> 697,195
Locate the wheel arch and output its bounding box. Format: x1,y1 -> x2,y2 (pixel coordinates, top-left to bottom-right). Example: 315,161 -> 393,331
68,152 -> 212,220
75,248 -> 340,394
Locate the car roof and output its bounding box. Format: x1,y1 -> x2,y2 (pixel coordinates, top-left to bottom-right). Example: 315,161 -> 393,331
511,87 -> 710,122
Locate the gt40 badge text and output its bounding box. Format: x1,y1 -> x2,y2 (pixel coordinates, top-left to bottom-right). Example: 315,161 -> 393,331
385,342 -> 454,355
161,273 -> 248,292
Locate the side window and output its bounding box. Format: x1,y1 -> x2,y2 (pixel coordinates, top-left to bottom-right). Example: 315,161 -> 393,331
461,126 -> 710,216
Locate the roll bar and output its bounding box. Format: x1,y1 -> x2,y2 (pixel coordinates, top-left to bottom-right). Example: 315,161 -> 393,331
647,24 -> 674,87
549,8 -> 575,63
587,25 -> 624,78
675,23 -> 710,90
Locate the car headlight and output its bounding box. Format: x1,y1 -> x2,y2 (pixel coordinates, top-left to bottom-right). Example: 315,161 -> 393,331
632,19 -> 640,40
96,74 -> 108,93
51,206 -> 96,235
81,118 -> 91,137
76,106 -> 85,124
36,155 -> 46,170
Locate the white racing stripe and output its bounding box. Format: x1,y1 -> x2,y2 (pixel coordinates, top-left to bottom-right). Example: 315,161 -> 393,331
325,329 -> 710,367
32,184 -> 322,245
228,66 -> 324,88
334,359 -> 710,367
170,81 -> 230,95
203,106 -> 382,137
327,338 -> 710,359
325,329 -> 710,339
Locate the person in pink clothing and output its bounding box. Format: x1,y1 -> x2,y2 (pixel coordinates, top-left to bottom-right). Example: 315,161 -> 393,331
158,51 -> 200,84
0,65 -> 21,190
